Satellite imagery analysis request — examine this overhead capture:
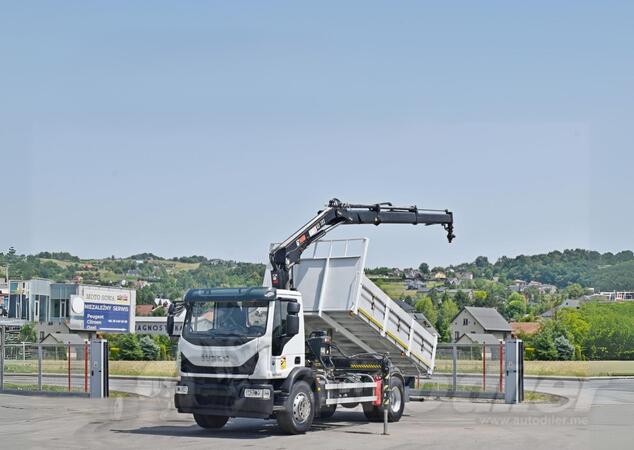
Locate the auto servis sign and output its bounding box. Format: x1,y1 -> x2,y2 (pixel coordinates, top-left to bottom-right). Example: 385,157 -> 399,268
70,286 -> 134,333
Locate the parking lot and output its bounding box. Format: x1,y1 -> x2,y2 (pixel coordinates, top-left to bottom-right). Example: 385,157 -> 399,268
1,378 -> 632,449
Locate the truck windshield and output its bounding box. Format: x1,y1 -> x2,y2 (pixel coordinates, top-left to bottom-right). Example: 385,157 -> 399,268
183,300 -> 269,342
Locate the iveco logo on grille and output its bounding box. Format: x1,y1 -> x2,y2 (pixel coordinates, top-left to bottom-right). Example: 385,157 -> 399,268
201,353 -> 230,362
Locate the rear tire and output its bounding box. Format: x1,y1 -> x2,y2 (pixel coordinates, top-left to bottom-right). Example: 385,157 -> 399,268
276,381 -> 314,434
193,413 -> 229,429
362,377 -> 405,423
319,404 -> 337,419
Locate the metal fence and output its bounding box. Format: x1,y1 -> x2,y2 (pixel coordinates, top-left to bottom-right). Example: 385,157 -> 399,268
1,342 -> 91,395
412,342 -> 506,399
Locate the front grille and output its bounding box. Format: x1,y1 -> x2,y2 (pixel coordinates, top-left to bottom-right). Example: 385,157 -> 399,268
181,353 -> 259,375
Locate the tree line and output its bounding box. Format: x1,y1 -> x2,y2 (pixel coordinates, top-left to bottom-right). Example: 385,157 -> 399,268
520,302 -> 634,360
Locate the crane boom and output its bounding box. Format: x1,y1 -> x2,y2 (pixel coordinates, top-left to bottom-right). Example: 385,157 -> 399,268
270,198 -> 454,289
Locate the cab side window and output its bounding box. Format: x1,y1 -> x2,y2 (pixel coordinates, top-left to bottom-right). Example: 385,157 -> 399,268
272,299 -> 289,356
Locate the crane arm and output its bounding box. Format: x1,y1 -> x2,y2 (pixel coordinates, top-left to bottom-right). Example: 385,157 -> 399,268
270,198 -> 454,289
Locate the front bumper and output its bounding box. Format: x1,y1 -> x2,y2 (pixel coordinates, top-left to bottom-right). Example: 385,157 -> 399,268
175,377 -> 274,419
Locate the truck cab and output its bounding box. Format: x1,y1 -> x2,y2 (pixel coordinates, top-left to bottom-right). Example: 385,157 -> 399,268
173,287 -> 319,433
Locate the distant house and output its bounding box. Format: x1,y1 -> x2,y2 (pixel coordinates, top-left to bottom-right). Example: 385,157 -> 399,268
394,300 -> 415,314
394,300 -> 438,337
560,298 -> 581,309
406,280 -> 426,291
41,333 -> 88,359
510,279 -> 556,294
456,332 -> 501,345
447,289 -> 473,299
389,268 -> 404,278
511,321 -> 541,338
451,306 -> 511,342
527,281 -> 557,294
432,272 -> 447,280
403,268 -> 422,280
456,333 -> 502,358
457,272 -> 474,281
447,278 -> 460,286
600,291 -> 634,301
136,304 -> 155,316
541,297 -> 586,319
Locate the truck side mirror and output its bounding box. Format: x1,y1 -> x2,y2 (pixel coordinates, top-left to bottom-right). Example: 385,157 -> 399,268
166,303 -> 176,337
286,301 -> 300,336
287,302 -> 300,315
286,315 -> 299,336
166,314 -> 175,337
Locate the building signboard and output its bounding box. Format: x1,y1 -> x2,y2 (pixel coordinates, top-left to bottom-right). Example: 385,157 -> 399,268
69,285 -> 136,333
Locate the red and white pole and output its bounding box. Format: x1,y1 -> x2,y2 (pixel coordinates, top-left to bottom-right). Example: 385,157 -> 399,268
482,343 -> 486,391
499,342 -> 504,392
68,342 -> 71,392
84,342 -> 88,393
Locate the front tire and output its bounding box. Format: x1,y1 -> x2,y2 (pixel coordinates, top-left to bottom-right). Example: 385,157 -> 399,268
193,413 -> 229,429
276,381 -> 314,434
362,376 -> 405,423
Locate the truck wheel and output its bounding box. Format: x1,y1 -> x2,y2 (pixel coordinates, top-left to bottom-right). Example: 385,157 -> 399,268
276,381 -> 314,434
362,377 -> 405,423
193,413 -> 229,429
319,405 -> 337,419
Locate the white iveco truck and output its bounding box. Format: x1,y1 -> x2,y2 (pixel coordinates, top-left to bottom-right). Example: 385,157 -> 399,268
167,199 -> 454,434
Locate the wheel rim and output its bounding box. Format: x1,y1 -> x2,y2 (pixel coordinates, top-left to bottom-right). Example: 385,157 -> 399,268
390,386 -> 402,413
292,392 -> 311,423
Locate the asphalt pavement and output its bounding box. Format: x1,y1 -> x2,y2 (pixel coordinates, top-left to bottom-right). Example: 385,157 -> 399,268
1,377 -> 633,449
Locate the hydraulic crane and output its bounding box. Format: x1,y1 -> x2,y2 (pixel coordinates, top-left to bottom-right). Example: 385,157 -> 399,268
269,198 -> 454,289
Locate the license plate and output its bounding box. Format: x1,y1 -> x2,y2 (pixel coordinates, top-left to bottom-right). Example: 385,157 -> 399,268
175,385 -> 188,395
244,388 -> 270,399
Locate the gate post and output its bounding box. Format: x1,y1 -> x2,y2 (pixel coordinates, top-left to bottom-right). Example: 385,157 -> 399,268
0,326 -> 4,390
37,344 -> 43,391
89,339 -> 109,398
452,344 -> 457,392
504,339 -> 524,404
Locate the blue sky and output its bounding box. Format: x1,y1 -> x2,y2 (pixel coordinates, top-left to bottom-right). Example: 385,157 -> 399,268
1,1 -> 633,268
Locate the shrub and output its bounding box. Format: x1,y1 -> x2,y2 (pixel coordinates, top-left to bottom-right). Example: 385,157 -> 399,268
139,335 -> 160,361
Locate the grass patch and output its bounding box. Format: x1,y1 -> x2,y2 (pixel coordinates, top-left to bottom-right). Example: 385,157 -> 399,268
417,382 -> 481,392
108,360 -> 177,377
2,382 -> 69,393
434,360 -> 634,377
2,383 -> 132,397
523,360 -> 634,377
524,391 -> 561,403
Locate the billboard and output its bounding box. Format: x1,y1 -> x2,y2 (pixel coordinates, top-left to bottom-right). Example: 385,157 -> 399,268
69,285 -> 136,333
83,302 -> 130,332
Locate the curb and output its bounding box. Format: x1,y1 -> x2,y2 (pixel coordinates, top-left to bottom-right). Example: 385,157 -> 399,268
110,374 -> 178,382
431,373 -> 634,382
